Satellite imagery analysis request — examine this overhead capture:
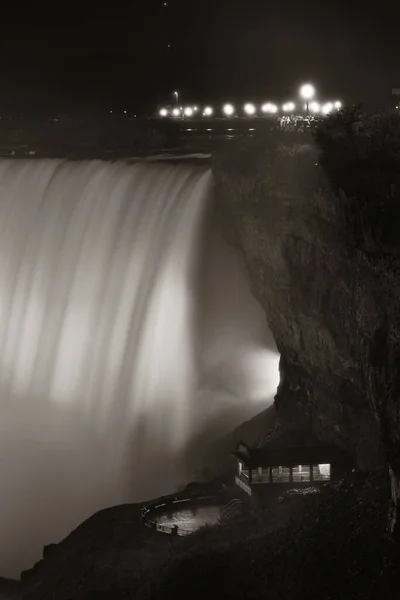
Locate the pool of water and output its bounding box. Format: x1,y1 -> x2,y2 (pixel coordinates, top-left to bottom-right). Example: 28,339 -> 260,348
156,504 -> 221,531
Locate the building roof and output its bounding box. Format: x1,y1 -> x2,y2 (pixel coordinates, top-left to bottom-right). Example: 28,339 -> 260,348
233,441 -> 350,468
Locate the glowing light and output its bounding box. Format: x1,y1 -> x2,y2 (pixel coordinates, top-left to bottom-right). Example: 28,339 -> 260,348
223,103 -> 235,116
261,103 -> 278,114
334,101 -> 342,109
172,108 -> 181,117
184,107 -> 194,117
203,106 -> 213,116
319,464 -> 331,478
282,102 -> 295,112
159,108 -> 168,117
300,83 -> 316,100
244,103 -> 256,115
309,101 -> 320,113
124,110 -> 127,114
322,102 -> 333,115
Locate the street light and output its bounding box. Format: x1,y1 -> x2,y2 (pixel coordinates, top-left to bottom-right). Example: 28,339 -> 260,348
203,106 -> 213,116
172,108 -> 181,117
322,102 -> 333,115
173,91 -> 179,104
300,83 -> 316,116
334,101 -> 342,109
159,108 -> 168,117
282,102 -> 295,112
261,103 -> 278,114
244,103 -> 256,115
309,101 -> 320,114
223,103 -> 235,116
184,107 -> 194,117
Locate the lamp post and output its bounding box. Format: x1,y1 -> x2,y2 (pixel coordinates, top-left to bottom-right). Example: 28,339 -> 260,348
300,83 -> 315,117
173,91 -> 179,105
223,103 -> 235,117
244,103 -> 256,116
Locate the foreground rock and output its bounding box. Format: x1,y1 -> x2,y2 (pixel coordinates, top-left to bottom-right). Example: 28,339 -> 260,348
22,470 -> 399,599
21,504 -> 171,599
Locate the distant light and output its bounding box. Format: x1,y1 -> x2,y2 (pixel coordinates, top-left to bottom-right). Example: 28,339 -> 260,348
203,106 -> 213,116
322,102 -> 333,115
261,103 -> 278,114
109,110 -> 113,113
249,128 -> 256,131
172,108 -> 181,117
159,108 -> 168,117
206,128 -> 213,131
184,107 -> 194,117
319,464 -> 331,478
309,101 -> 320,113
167,44 -> 171,48
244,103 -> 256,115
194,106 -> 198,111
223,103 -> 235,116
334,101 -> 342,109
282,102 -> 295,112
300,83 -> 316,100
124,110 -> 127,114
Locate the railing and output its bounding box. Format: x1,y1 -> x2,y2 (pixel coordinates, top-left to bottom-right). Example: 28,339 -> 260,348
143,519 -> 194,536
235,475 -> 252,496
141,494 -> 217,537
219,498 -> 243,524
220,498 -> 243,518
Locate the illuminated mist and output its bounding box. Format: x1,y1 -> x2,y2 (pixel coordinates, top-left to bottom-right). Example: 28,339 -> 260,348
0,159 -> 279,577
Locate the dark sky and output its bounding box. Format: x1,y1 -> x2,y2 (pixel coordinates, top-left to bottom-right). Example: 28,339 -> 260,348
0,1 -> 398,115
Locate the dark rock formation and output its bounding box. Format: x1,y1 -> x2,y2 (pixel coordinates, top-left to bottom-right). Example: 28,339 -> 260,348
213,124 -> 400,534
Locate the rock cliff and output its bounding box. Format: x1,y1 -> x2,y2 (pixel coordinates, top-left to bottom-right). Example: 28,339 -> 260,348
213,123 -> 400,533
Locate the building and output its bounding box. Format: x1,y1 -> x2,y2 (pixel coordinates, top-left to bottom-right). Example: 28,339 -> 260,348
232,441 -> 351,506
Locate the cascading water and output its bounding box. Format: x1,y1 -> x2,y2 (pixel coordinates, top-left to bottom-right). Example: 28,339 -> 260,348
0,159 -> 279,578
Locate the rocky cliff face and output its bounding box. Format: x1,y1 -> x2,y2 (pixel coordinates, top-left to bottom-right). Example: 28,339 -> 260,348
213,135 -> 400,532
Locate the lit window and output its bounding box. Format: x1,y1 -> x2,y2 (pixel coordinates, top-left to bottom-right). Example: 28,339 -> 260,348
292,465 -> 310,482
313,464 -> 331,481
253,467 -> 270,483
271,466 -> 290,483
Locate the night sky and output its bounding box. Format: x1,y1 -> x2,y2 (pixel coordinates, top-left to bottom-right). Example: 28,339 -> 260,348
0,1 -> 398,115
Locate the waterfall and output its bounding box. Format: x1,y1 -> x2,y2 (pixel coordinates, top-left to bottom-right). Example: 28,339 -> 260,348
0,159 -> 279,577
